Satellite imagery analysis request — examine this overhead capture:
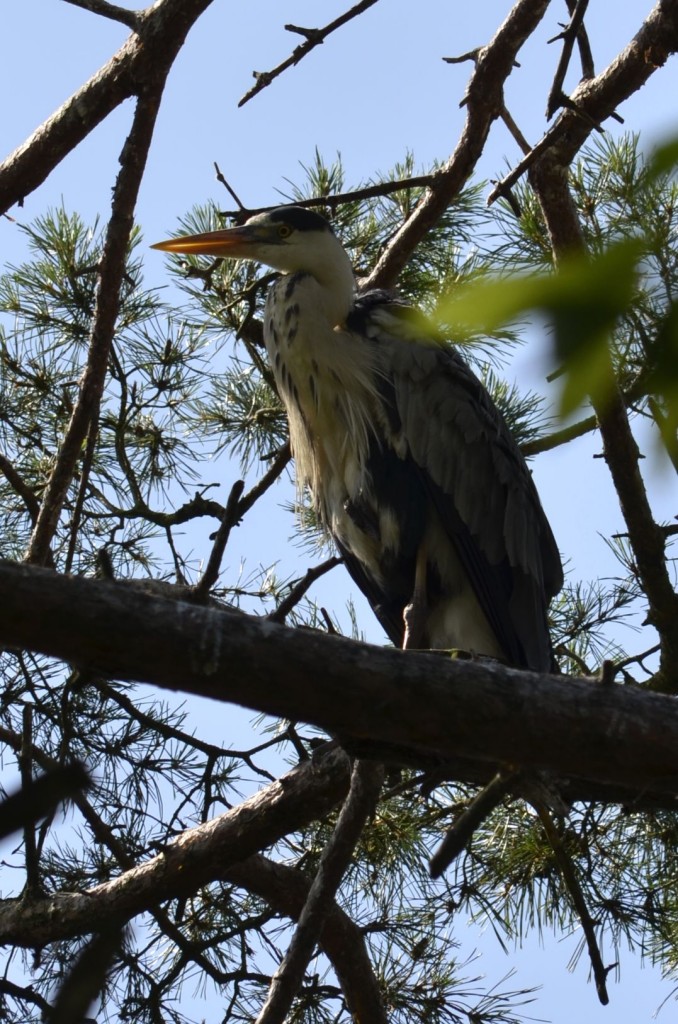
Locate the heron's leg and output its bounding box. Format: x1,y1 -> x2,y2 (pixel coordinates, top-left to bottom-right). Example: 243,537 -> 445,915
403,544 -> 428,650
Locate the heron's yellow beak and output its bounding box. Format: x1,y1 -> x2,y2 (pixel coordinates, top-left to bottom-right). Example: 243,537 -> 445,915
151,225 -> 258,258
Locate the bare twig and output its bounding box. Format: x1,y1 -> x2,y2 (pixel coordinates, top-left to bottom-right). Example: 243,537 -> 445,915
533,803 -> 614,1005
193,479 -> 245,597
565,0 -> 595,79
238,0 -> 381,107
430,769 -> 520,878
255,759 -> 384,1024
64,414 -> 99,574
234,443 -> 292,520
214,163 -> 248,212
268,556 -> 343,624
545,0 -> 591,119
216,172 -> 442,225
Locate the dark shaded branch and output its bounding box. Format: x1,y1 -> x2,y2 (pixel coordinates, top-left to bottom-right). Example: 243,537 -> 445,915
566,0 -> 595,79
26,84 -> 165,564
256,760 -> 384,1024
268,555 -> 343,624
3,560 -> 678,806
19,705 -> 41,898
430,769 -> 520,878
0,979 -> 51,1015
0,743 -> 352,947
64,0 -> 140,30
534,804 -> 614,1005
227,854 -> 388,1024
238,0 -> 381,107
545,0 -> 591,120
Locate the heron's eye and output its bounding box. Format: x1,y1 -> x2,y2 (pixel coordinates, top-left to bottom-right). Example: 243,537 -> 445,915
277,224 -> 292,239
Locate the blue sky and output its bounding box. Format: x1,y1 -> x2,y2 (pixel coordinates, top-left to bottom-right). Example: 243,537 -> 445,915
2,2 -> 678,1022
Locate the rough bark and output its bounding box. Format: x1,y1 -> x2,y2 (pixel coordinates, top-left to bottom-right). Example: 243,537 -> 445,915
2,559 -> 678,807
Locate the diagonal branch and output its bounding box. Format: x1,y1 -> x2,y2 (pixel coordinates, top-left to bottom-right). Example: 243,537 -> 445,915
64,0 -> 140,29
0,0 -> 215,217
227,854 -> 388,1024
0,744 -> 352,947
255,759 -> 384,1024
238,0 -> 381,107
545,0 -> 591,119
365,0 -> 552,290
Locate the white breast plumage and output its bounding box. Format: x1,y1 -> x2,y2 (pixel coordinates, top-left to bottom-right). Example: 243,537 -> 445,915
264,274 -> 384,552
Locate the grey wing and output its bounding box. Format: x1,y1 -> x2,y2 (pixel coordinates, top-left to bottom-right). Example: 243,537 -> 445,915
364,300 -> 563,670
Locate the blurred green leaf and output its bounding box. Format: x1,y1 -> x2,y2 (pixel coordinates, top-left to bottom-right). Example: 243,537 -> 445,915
647,136 -> 678,181
439,238 -> 644,415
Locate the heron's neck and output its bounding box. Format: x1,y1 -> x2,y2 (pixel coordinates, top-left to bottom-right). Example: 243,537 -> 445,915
293,244 -> 355,327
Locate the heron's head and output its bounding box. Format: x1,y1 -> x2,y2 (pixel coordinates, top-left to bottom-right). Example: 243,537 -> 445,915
152,206 -> 349,279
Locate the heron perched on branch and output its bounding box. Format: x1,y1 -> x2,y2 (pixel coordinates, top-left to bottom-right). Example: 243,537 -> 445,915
154,206 -> 562,670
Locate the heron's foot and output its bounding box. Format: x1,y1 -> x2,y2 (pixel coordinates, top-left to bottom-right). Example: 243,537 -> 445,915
403,599 -> 427,650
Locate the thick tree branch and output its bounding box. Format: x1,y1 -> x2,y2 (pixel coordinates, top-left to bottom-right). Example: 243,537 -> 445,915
3,560 -> 678,806
528,143 -> 678,690
0,743 -> 352,947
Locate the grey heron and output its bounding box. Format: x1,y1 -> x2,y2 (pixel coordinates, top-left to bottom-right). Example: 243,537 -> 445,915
153,206 -> 563,670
